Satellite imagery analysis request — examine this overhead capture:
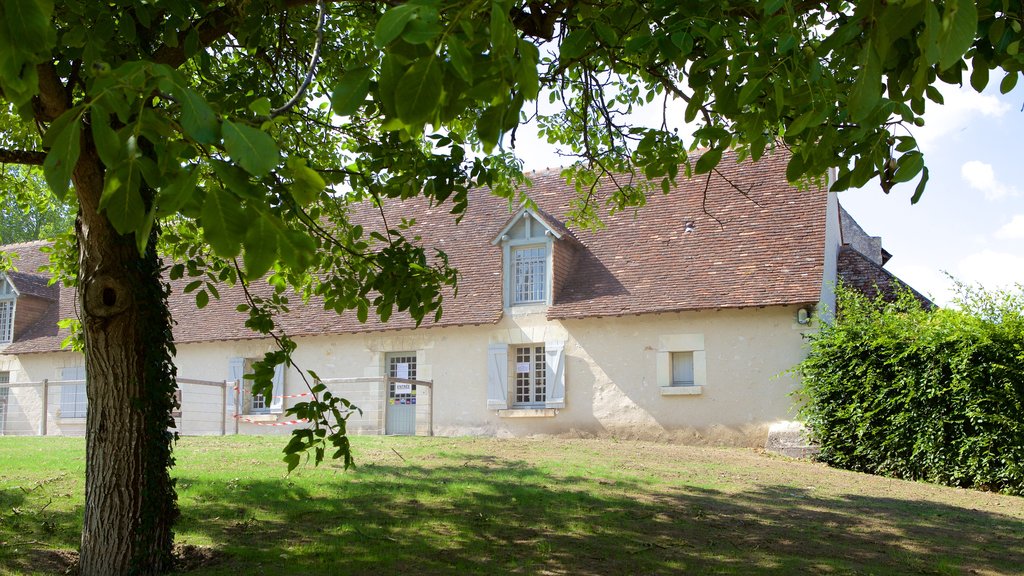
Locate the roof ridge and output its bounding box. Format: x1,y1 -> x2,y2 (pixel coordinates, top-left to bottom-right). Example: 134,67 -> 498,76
0,239 -> 53,250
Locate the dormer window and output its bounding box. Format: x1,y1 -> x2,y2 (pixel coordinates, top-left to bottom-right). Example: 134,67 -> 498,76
492,206 -> 573,309
512,246 -> 547,304
0,278 -> 15,344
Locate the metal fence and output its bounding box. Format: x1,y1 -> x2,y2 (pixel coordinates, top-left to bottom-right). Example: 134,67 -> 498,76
0,376 -> 432,437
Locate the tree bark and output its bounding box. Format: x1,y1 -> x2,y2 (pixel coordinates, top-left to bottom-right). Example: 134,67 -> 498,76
74,136 -> 179,575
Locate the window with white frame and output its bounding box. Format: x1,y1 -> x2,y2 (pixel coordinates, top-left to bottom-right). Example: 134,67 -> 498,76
657,334 -> 707,395
60,366 -> 87,419
228,357 -> 284,415
0,278 -> 15,344
512,246 -> 547,304
387,352 -> 417,403
671,351 -> 695,387
514,345 -> 547,405
487,340 -> 566,411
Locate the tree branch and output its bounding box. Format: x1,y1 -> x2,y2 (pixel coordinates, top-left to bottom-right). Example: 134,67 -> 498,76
33,62 -> 69,122
0,149 -> 47,165
270,0 -> 327,117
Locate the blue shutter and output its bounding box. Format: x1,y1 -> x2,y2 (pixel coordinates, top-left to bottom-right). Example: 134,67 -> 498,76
228,357 -> 245,415
545,340 -> 565,408
270,363 -> 284,413
486,344 -> 509,409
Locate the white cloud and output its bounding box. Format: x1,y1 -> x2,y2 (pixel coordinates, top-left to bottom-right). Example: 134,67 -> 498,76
957,250 -> 1024,290
914,87 -> 1012,152
960,160 -> 1019,200
995,214 -> 1024,239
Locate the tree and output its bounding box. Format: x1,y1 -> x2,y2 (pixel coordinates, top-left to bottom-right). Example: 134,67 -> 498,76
0,166 -> 75,243
0,0 -> 1020,574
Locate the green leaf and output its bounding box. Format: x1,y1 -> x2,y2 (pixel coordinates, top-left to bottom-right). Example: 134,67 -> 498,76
222,120 -> 280,177
196,289 -> 209,309
476,105 -> 503,152
211,159 -> 264,201
738,78 -> 762,107
374,4 -> 416,48
447,37 -> 474,83
99,158 -> 146,235
279,229 -> 317,270
248,97 -> 272,116
330,67 -> 373,117
156,166 -> 200,217
42,111 -> 81,200
243,213 -> 279,279
201,186 -> 247,258
999,72 -> 1018,94
489,1 -> 515,58
288,161 -> 325,206
90,108 -> 123,167
401,18 -> 441,44
849,43 -> 881,122
395,58 -> 442,126
911,166 -> 929,204
4,0 -> 54,57
893,151 -> 924,184
560,29 -> 593,61
178,87 -> 219,144
969,62 -> 989,92
937,0 -> 977,70
694,148 -> 722,175
283,452 -> 300,473
356,299 -> 368,323
786,152 -> 807,182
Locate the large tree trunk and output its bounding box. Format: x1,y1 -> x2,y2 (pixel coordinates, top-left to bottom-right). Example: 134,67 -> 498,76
74,141 -> 179,575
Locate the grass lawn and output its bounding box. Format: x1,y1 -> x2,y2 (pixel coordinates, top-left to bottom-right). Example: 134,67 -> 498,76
1,436 -> 1022,575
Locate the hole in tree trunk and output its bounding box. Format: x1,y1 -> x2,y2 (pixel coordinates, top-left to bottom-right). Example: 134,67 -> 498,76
102,287 -> 117,307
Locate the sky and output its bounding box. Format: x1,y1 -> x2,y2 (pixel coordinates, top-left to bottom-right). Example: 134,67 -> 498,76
507,82 -> 1024,307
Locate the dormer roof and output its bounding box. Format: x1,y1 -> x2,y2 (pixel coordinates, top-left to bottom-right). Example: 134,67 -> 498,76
4,271 -> 58,301
490,205 -> 573,245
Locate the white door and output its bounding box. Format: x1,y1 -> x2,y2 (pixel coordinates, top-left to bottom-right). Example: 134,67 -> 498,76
385,353 -> 417,435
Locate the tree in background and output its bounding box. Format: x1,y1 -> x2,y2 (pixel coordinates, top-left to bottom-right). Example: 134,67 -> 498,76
0,166 -> 75,243
0,1 -> 1021,574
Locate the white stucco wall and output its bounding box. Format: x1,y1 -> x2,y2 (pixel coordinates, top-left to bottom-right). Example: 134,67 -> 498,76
1,305 -> 815,446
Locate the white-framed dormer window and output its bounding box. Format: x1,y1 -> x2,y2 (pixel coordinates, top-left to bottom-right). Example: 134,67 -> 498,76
512,246 -> 547,304
492,207 -> 567,309
0,277 -> 16,344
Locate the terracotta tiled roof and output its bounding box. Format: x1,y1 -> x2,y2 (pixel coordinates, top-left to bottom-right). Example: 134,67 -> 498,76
837,245 -> 934,308
2,147 -> 829,354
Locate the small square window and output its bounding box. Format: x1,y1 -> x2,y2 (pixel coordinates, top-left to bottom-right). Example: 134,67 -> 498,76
671,351 -> 695,387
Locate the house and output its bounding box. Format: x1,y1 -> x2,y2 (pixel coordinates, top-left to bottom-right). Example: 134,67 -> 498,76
0,148 -> 916,444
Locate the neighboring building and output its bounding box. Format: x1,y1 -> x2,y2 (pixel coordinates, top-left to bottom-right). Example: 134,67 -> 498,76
0,149 -> 917,444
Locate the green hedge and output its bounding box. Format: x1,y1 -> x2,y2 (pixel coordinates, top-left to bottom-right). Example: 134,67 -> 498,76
796,284 -> 1024,494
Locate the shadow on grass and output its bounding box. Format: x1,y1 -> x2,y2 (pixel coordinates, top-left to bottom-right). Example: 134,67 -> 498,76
172,457 -> 1024,576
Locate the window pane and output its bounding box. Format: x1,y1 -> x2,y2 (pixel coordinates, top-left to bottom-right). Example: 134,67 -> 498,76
513,345 -> 546,406
512,246 -> 546,304
387,353 -> 417,400
671,351 -> 695,386
0,300 -> 13,343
